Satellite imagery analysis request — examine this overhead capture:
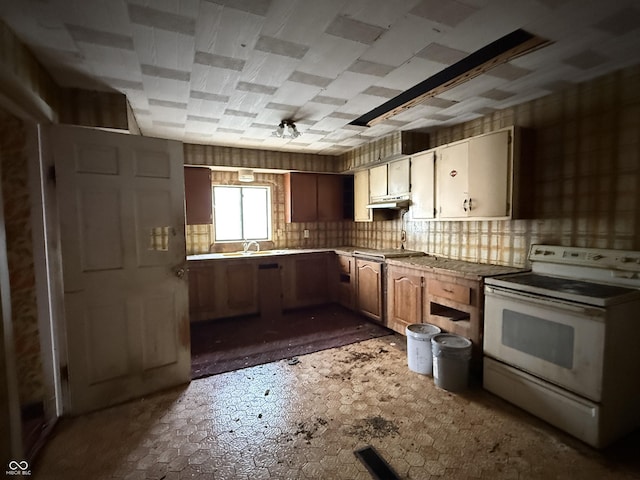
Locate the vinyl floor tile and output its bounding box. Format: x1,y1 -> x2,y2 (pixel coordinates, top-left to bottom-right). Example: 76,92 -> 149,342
33,334 -> 640,479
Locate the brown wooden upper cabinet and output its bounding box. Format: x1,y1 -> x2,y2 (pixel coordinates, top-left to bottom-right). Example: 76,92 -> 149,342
184,166 -> 212,225
285,172 -> 349,222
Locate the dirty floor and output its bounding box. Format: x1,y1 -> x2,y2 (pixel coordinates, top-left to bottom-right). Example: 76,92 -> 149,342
34,334 -> 640,479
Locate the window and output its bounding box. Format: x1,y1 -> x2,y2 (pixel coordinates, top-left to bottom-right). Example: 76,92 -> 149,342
213,185 -> 271,241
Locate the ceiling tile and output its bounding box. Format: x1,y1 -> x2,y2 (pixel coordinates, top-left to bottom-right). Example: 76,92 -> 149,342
127,4 -> 195,35
287,71 -> 333,88
478,88 -> 516,101
347,59 -> 395,77
141,64 -> 190,82
416,42 -> 468,64
254,35 -> 309,59
194,51 -> 245,71
66,24 -> 134,50
410,0 -> 479,27
224,109 -> 258,118
237,81 -> 278,95
325,15 -> 387,45
154,120 -> 184,128
362,86 -> 403,98
310,95 -> 348,106
190,91 -> 229,102
149,98 -> 188,109
203,0 -> 272,17
486,63 -> 532,81
593,7 -> 640,35
187,115 -> 220,123
563,49 -> 609,70
421,97 -> 458,109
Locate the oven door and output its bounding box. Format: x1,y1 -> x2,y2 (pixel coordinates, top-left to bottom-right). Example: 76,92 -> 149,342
483,285 -> 606,401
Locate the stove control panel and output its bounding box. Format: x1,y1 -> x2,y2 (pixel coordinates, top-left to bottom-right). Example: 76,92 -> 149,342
529,245 -> 640,272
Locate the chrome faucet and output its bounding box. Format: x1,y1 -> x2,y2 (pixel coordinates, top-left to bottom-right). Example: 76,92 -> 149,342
243,240 -> 260,253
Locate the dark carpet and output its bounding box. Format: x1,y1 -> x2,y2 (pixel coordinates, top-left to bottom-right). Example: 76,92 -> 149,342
190,304 -> 393,379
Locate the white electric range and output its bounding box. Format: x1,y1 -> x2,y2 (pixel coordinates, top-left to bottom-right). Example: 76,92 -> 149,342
483,244 -> 640,448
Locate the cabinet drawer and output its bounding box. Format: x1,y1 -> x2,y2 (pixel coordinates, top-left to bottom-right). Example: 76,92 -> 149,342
428,280 -> 470,305
338,255 -> 352,274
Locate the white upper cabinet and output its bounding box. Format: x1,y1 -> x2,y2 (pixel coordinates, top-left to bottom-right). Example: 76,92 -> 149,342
410,150 -> 435,220
369,164 -> 388,199
368,158 -> 411,200
435,128 -> 513,220
354,169 -> 372,222
387,158 -> 410,197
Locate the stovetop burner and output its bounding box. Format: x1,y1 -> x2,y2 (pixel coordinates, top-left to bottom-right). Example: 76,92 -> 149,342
502,273 -> 636,299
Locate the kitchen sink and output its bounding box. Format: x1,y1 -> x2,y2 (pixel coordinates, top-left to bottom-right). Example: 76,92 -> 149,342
220,250 -> 288,257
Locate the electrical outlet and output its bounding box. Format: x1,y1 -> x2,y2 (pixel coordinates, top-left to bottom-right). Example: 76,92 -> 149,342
303,229 -> 310,238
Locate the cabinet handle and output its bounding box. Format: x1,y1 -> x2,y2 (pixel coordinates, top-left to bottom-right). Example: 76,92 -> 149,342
443,288 -> 454,294
463,198 -> 468,212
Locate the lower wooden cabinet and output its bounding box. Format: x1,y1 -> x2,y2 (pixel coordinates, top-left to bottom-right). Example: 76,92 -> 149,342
188,259 -> 259,322
355,259 -> 383,322
385,260 -> 484,366
335,254 -> 355,310
386,265 -> 424,334
282,253 -> 331,309
189,252 -> 334,321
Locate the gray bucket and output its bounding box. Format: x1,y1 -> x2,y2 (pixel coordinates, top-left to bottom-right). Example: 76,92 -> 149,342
431,333 -> 472,391
405,324 -> 441,375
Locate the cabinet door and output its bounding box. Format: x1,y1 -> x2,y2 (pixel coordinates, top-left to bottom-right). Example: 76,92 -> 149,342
354,170 -> 372,222
387,267 -> 423,334
184,167 -> 212,224
467,130 -> 510,217
188,266 -> 218,321
436,141 -> 469,218
223,262 -> 258,314
410,151 -> 435,220
387,158 -> 410,196
369,164 -> 388,199
285,172 -> 317,222
336,255 -> 355,310
356,259 -> 383,322
317,174 -> 343,221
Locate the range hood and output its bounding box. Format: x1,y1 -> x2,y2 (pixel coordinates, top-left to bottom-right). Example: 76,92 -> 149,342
366,195 -> 410,209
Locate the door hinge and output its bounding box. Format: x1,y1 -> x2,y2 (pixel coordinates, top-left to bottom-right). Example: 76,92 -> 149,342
60,365 -> 69,382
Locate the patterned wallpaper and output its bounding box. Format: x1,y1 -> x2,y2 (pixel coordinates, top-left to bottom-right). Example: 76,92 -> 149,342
0,116 -> 43,407
347,65 -> 640,267
183,143 -> 338,173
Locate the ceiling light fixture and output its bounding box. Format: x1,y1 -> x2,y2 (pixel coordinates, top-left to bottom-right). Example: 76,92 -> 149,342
273,120 -> 301,139
350,29 -> 552,127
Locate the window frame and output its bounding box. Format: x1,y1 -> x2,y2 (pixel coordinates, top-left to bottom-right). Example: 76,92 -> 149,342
212,184 -> 273,242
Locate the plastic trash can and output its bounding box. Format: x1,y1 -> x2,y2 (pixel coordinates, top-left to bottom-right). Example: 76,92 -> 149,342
431,333 -> 472,391
405,324 -> 442,375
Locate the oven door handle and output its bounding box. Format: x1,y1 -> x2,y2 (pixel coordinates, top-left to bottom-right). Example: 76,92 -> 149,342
485,286 -> 605,318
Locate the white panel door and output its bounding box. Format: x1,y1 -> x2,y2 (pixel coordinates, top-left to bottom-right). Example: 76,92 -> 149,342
410,151 -> 435,220
50,125 -> 190,415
